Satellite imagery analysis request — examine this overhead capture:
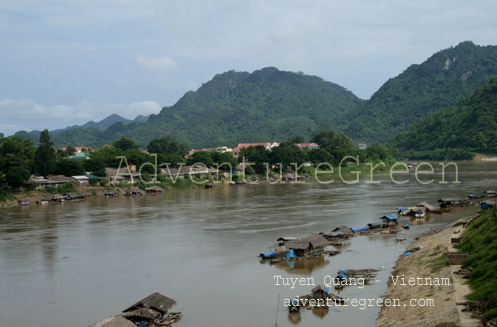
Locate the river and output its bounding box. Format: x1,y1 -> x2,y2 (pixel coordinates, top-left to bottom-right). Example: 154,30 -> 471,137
0,162 -> 495,327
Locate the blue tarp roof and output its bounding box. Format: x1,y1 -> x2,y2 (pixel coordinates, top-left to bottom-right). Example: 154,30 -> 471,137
397,207 -> 410,210
381,214 -> 398,220
261,251 -> 276,258
350,227 -> 369,232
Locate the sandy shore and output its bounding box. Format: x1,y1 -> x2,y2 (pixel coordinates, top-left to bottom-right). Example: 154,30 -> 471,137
377,216 -> 482,327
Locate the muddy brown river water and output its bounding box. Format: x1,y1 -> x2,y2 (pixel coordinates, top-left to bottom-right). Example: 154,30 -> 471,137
0,162 -> 495,327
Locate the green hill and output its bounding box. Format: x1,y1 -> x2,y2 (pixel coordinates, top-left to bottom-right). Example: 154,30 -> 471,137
393,77 -> 497,157
20,67 -> 363,148
337,41 -> 497,144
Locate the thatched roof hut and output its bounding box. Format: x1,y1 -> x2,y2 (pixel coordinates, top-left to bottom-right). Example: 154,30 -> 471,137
64,192 -> 82,200
41,195 -> 53,202
104,190 -> 119,197
331,226 -> 352,237
121,308 -> 161,321
51,194 -> 65,202
302,235 -> 329,249
145,186 -> 163,193
284,240 -> 312,251
89,316 -> 135,327
124,188 -> 145,196
123,292 -> 176,315
80,192 -> 93,198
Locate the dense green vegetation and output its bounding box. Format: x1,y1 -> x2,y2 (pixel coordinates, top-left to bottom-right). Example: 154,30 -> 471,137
394,77 -> 497,159
0,128 -> 398,195
456,209 -> 497,323
337,41 -> 497,144
237,130 -> 397,174
14,67 -> 363,148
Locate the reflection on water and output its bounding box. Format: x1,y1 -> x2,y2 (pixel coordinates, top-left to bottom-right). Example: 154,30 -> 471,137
267,256 -> 330,275
0,162 -> 495,327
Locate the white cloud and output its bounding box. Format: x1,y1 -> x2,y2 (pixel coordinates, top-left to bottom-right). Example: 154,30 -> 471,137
0,99 -> 162,135
136,55 -> 177,72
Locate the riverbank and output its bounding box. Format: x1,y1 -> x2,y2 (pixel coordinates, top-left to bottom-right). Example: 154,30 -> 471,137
377,215 -> 483,327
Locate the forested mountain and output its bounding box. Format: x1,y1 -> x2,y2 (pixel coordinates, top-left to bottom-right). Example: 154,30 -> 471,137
16,67 -> 363,148
393,77 -> 497,155
336,41 -> 497,143
10,42 -> 497,150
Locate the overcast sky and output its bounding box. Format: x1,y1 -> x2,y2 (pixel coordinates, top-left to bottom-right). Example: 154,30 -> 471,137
1,0 -> 496,135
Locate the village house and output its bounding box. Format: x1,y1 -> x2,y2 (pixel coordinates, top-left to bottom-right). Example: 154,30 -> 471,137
72,175 -> 90,185
160,164 -> 219,180
26,175 -> 77,189
295,143 -> 319,150
105,167 -> 140,184
232,142 -> 280,158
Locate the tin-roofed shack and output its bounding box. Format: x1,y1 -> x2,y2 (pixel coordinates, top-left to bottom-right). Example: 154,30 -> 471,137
380,214 -> 398,225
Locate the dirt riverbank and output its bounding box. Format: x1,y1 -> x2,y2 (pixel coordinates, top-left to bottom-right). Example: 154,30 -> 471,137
377,215 -> 482,327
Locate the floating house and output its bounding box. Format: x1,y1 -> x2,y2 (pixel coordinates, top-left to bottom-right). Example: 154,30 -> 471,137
18,199 -> 30,206
380,214 -> 398,225
104,190 -> 119,198
122,292 -> 176,326
124,188 -> 145,196
284,235 -> 328,257
330,226 -> 353,238
145,186 -> 163,193
38,195 -> 53,204
51,194 -> 65,202
438,198 -> 470,207
483,190 -> 497,198
417,202 -> 441,214
64,192 -> 83,200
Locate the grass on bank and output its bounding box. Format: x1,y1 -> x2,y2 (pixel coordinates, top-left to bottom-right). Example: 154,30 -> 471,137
456,208 -> 497,323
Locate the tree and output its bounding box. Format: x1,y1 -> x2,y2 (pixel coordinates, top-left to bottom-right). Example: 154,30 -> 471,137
0,136 -> 36,172
112,136 -> 139,151
187,151 -> 214,167
308,148 -> 333,165
83,158 -> 107,177
34,129 -> 57,176
147,135 -> 190,155
269,144 -> 307,170
55,159 -> 84,176
210,152 -> 237,171
5,166 -> 30,188
239,146 -> 270,174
